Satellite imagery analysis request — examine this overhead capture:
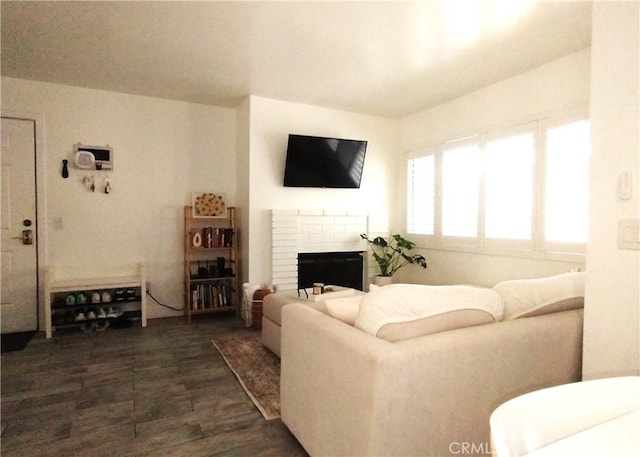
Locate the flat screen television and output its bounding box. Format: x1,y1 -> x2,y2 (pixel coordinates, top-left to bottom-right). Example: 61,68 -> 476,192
283,134 -> 367,188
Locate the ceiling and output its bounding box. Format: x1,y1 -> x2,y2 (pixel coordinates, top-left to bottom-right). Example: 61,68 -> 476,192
1,1 -> 592,118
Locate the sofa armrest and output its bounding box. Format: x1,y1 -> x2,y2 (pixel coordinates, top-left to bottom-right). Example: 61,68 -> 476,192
281,304 -> 583,457
281,303 -> 399,455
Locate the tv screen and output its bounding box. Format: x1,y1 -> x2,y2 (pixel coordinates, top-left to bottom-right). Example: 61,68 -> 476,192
283,134 -> 367,188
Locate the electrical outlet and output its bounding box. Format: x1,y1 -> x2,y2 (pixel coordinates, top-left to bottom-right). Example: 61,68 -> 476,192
618,219 -> 640,250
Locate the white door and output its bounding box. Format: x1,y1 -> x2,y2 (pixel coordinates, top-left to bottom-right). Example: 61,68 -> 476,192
1,117 -> 38,333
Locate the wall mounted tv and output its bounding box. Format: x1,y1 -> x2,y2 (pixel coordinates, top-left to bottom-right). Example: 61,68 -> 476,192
283,134 -> 367,188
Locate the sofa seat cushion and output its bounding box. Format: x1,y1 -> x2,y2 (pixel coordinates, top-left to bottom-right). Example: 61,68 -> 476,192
354,284 -> 504,342
493,272 -> 585,320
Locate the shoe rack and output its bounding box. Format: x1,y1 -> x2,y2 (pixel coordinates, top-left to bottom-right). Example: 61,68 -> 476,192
183,206 -> 239,323
44,262 -> 147,338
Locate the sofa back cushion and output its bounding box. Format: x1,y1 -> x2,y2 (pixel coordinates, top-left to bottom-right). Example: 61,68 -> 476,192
354,284 -> 504,342
493,272 -> 585,320
325,296 -> 362,325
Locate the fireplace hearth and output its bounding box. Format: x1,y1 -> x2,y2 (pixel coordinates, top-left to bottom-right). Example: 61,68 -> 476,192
298,251 -> 364,291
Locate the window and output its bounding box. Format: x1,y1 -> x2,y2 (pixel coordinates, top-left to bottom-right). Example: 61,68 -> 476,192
442,142 -> 480,238
485,131 -> 535,241
405,114 -> 590,255
407,154 -> 435,235
544,120 -> 590,244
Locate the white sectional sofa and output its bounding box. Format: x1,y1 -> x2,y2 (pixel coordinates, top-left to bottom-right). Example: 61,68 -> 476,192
262,292 -> 325,357
279,275 -> 585,457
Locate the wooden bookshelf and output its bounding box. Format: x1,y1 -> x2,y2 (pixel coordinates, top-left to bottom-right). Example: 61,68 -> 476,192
183,206 -> 238,323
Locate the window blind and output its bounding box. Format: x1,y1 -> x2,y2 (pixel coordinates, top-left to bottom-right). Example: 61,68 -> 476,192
407,155 -> 435,235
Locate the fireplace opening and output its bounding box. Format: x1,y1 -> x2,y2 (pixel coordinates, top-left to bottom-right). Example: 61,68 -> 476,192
298,251 -> 364,291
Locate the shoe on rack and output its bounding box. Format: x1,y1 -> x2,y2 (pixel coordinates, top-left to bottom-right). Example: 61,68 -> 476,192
97,307 -> 107,319
107,307 -> 122,318
94,320 -> 110,332
86,308 -> 97,320
80,322 -> 94,333
75,311 -> 86,321
64,311 -> 75,324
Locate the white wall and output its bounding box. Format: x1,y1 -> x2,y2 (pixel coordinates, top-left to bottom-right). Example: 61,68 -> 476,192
244,96 -> 397,285
396,49 -> 591,286
235,98 -> 251,285
583,2 -> 640,379
1,77 -> 236,321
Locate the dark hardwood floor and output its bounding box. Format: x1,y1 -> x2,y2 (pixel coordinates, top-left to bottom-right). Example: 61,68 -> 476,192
1,315 -> 308,457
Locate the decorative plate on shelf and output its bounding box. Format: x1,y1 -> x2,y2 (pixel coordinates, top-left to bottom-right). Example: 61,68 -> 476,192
192,192 -> 227,218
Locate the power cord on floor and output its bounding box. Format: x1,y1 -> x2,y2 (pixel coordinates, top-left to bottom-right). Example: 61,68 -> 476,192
146,289 -> 184,311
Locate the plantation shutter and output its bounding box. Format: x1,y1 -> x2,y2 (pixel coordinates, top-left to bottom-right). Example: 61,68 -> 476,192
407,154 -> 435,235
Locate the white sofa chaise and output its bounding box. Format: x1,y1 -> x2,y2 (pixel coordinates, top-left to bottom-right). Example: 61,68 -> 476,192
280,278 -> 584,457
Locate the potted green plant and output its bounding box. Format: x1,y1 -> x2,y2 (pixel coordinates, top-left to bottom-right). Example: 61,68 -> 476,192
360,233 -> 427,285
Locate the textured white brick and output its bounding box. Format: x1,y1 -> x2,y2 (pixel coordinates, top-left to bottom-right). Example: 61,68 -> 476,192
338,216 -> 361,225
302,232 -> 334,242
272,209 -> 299,216
322,224 -> 346,233
300,215 -> 335,225
272,222 -> 297,231
346,224 -> 366,235
271,208 -> 371,287
323,209 -> 347,216
298,209 -> 323,216
275,282 -> 298,292
274,226 -> 296,232
272,268 -> 297,276
272,240 -> 297,249
272,224 -> 297,233
299,226 -> 322,236
273,280 -> 296,290
272,248 -> 294,255
272,236 -> 296,243
273,249 -> 296,257
272,258 -> 296,266
272,224 -> 297,232
335,231 -> 361,240
272,212 -> 298,219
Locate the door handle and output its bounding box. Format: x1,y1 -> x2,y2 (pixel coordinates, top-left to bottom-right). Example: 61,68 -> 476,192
12,230 -> 34,245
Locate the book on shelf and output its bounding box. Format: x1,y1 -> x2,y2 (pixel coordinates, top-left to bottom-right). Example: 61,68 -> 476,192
190,281 -> 233,310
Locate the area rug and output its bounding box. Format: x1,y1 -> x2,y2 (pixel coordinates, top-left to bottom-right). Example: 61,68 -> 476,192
1,331 -> 36,353
212,335 -> 281,420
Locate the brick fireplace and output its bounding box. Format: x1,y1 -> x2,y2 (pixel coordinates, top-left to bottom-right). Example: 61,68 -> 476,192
271,209 -> 387,291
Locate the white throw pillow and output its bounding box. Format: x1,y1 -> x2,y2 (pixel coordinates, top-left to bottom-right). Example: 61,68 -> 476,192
325,295 -> 363,325
354,283 -> 504,341
493,272 -> 585,320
